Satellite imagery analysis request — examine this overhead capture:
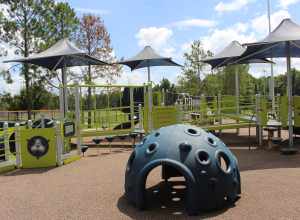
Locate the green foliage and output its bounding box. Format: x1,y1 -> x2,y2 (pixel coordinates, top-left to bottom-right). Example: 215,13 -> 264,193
0,83 -> 59,111
178,40 -> 213,96
0,0 -> 78,117
221,64 -> 256,96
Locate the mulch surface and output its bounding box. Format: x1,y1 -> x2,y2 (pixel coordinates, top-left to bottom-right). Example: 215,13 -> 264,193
1,128 -> 300,219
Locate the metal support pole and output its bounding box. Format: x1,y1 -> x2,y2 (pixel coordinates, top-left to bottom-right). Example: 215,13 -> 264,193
235,68 -> 240,134
218,93 -> 222,135
3,122 -> 9,161
138,104 -> 143,131
286,42 -> 294,147
147,65 -> 151,82
55,121 -> 63,166
148,83 -> 153,131
75,83 -> 82,155
130,87 -> 135,130
267,0 -> 275,113
59,85 -> 64,120
162,88 -> 165,106
15,123 -> 21,168
61,65 -> 68,118
27,120 -> 32,129
256,94 -> 263,146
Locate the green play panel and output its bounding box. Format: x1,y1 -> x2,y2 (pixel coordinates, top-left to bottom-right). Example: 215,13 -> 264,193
20,128 -> 57,168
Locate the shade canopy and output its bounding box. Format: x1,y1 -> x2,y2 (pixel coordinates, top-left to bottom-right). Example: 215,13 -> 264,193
235,18 -> 300,150
202,41 -> 271,68
4,38 -> 107,70
237,18 -> 300,61
118,46 -> 181,71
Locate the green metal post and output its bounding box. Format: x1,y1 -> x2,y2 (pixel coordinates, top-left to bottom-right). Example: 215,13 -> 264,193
55,121 -> 63,166
218,93 -> 222,135
15,123 -> 21,168
130,87 -> 135,131
3,122 -> 9,161
75,83 -> 82,155
148,83 -> 153,131
256,94 -> 263,146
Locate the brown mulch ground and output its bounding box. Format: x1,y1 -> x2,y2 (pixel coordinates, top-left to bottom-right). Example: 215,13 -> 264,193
1,128 -> 300,220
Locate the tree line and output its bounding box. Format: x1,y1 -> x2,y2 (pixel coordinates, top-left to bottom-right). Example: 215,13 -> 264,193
0,1 -> 298,112
0,0 -> 121,114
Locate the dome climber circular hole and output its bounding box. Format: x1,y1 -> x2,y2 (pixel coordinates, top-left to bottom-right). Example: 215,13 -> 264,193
155,132 -> 160,137
185,128 -> 201,136
196,150 -> 210,165
207,137 -> 216,146
126,151 -> 136,172
216,151 -> 231,174
188,128 -> 197,134
146,143 -> 158,154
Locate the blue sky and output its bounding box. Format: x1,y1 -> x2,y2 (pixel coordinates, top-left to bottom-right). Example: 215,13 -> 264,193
2,0 -> 300,93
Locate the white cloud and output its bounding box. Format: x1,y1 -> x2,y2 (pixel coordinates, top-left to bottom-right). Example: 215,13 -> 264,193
278,0 -> 300,9
135,27 -> 175,57
215,0 -> 254,13
201,22 -> 255,53
172,19 -> 216,29
251,9 -> 290,37
136,27 -> 173,49
75,7 -> 110,15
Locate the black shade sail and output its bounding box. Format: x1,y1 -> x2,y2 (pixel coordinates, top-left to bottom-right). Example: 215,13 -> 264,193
237,19 -> 300,61
118,46 -> 181,71
235,18 -> 300,149
4,38 -> 107,70
202,41 -> 272,68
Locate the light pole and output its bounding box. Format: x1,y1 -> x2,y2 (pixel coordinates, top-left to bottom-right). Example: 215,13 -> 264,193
267,0 -> 275,112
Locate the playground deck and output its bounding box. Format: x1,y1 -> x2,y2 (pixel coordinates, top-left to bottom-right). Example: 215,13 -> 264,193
1,128 -> 300,220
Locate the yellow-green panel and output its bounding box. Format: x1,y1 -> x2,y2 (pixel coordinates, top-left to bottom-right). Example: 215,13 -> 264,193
20,128 -> 57,168
200,98 -> 208,115
152,106 -> 179,129
280,96 -> 288,127
81,128 -> 132,137
260,97 -> 268,126
294,96 -> 300,127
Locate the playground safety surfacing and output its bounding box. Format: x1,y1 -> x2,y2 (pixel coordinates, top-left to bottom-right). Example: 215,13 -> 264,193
1,128 -> 300,219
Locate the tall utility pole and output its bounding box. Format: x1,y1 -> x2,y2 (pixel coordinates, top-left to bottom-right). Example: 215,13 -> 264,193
268,0 -> 275,112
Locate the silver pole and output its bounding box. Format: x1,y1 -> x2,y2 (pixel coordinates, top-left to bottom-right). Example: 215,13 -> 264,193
15,123 -> 21,168
55,121 -> 63,166
235,68 -> 240,134
62,63 -> 68,118
130,87 -> 135,130
147,66 -> 153,131
256,94 -> 263,146
267,0 -> 275,112
286,42 -> 293,147
235,68 -> 240,115
3,122 -> 9,161
147,65 -> 151,82
59,85 -> 64,120
75,82 -> 82,155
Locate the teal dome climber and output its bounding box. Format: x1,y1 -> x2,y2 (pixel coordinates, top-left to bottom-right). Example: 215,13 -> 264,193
125,124 -> 241,215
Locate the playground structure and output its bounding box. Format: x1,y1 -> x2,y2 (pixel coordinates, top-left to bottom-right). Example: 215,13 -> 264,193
2,19 -> 300,172
0,78 -> 299,173
125,124 -> 241,215
0,118 -> 80,173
